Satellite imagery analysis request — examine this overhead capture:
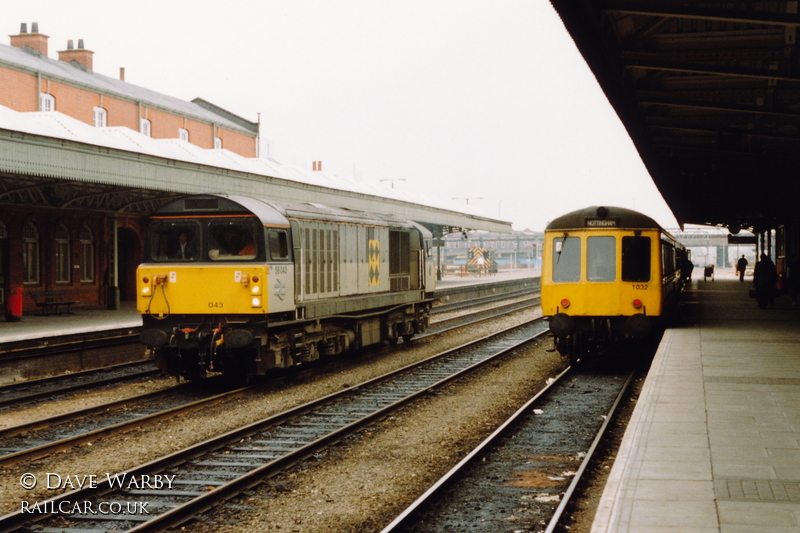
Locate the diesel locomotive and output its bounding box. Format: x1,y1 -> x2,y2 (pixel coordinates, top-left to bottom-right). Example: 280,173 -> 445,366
540,206 -> 686,362
137,194 -> 436,379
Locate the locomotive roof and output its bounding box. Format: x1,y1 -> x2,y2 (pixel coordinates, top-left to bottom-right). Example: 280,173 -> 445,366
152,194 -> 420,230
546,206 -> 663,231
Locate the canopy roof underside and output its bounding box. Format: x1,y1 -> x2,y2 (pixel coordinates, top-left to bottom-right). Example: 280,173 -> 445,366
549,1 -> 800,232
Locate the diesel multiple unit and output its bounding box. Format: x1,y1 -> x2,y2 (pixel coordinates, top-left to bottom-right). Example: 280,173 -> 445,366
137,194 -> 436,379
541,206 -> 686,362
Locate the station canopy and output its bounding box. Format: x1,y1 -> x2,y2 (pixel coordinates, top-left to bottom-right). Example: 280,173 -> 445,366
549,1 -> 800,233
0,104 -> 511,236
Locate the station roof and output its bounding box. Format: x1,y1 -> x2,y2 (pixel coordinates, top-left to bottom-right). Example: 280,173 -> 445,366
549,1 -> 800,232
0,105 -> 511,235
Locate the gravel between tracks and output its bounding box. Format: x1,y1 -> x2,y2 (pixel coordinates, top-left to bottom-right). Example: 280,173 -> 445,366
1,307 -> 567,532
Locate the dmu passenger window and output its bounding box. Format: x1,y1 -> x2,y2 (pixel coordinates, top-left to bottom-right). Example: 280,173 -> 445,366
552,236 -> 581,283
587,236 -> 616,282
622,236 -> 651,282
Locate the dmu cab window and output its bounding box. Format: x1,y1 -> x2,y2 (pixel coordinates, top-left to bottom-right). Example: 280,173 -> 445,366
622,236 -> 651,282
587,236 -> 616,282
148,221 -> 201,262
552,236 -> 581,283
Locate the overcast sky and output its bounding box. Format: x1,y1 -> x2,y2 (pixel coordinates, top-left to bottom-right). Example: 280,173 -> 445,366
5,0 -> 679,231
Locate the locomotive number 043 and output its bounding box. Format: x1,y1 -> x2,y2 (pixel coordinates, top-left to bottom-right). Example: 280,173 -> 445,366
208,302 -> 224,308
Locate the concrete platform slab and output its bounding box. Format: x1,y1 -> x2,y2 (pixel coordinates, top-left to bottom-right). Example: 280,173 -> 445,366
591,278 -> 800,533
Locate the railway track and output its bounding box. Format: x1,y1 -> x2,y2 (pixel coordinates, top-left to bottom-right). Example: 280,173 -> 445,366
1,279 -> 537,396
431,285 -> 539,315
0,380 -> 248,467
380,365 -> 634,533
1,318 -> 549,533
0,294 -> 542,470
424,293 -> 540,336
0,360 -> 159,409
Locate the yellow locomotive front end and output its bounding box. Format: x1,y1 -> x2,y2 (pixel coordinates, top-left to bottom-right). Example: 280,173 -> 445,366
138,265 -> 268,317
541,206 -> 678,361
136,195 -> 297,379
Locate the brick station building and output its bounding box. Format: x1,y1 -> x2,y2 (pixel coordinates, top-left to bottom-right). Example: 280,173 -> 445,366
0,22 -> 260,313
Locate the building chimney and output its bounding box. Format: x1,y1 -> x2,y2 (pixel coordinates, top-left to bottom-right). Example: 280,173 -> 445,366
119,67 -> 125,81
58,38 -> 94,70
312,161 -> 322,171
10,22 -> 49,56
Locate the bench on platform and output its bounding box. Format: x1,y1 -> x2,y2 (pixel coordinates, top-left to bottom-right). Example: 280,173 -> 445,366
29,291 -> 76,315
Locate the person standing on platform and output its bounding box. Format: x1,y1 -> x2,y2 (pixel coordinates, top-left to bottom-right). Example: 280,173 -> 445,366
788,254 -> 800,306
737,254 -> 748,282
753,253 -> 777,309
682,258 -> 694,284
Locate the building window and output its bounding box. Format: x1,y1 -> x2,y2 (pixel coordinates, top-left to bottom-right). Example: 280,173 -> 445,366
140,118 -> 151,137
80,226 -> 94,282
214,137 -> 222,149
23,222 -> 40,284
93,107 -> 107,127
39,93 -> 54,112
179,128 -> 189,141
55,224 -> 71,284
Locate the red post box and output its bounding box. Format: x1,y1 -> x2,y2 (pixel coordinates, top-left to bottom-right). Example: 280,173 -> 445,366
5,286 -> 22,322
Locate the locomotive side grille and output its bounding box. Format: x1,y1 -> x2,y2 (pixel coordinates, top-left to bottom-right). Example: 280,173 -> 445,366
391,276 -> 409,292
302,223 -> 341,299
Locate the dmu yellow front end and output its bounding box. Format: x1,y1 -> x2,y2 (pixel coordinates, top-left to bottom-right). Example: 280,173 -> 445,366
541,206 -> 685,361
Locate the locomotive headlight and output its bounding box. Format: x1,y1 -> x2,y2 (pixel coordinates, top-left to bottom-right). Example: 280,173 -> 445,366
141,286 -> 151,295
251,297 -> 261,307
251,285 -> 261,295
632,299 -> 643,309
560,298 -> 570,308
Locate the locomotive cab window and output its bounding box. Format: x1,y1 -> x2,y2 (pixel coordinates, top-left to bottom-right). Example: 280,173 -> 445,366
268,229 -> 290,261
552,236 -> 581,283
587,236 -> 616,282
622,236 -> 651,282
208,219 -> 261,261
148,221 -> 201,262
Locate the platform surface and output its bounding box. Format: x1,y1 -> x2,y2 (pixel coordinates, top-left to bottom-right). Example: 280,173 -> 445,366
0,301 -> 142,343
592,274 -> 800,532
